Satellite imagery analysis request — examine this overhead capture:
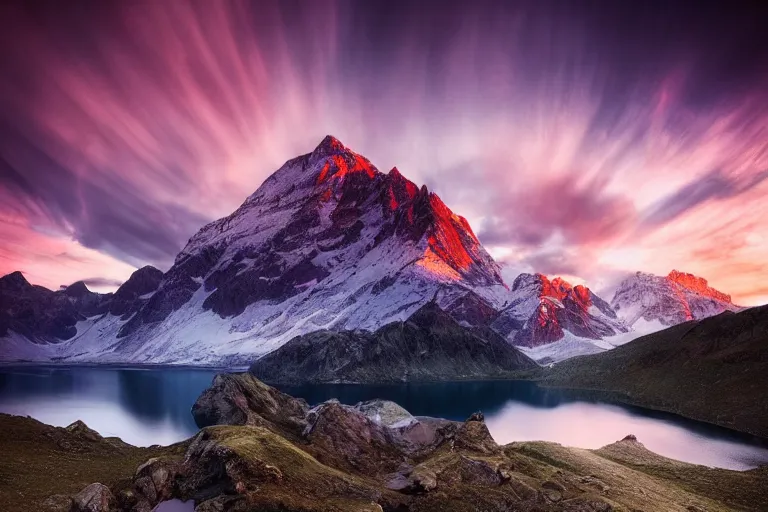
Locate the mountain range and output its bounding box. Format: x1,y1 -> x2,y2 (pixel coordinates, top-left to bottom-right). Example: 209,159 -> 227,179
0,136 -> 743,366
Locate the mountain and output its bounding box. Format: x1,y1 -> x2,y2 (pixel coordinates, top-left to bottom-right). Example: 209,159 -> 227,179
0,271 -> 99,342
1,136 -> 516,364
541,304 -> 768,437
4,137 -> 728,366
0,267 -> 163,359
487,273 -> 628,363
249,302 -> 537,384
611,270 -> 741,333
107,135 -> 514,364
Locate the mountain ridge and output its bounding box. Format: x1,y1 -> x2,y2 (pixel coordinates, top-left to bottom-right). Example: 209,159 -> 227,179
249,301 -> 538,384
0,136 -> 748,365
610,269 -> 740,331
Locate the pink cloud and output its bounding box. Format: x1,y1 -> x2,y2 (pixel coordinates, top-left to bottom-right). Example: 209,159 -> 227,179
0,1 -> 765,305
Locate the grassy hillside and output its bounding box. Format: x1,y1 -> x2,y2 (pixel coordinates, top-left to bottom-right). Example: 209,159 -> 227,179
0,414 -> 186,511
541,305 -> 768,437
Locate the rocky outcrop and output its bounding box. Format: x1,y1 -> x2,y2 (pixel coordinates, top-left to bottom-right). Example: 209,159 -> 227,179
71,483 -> 116,512
249,302 -> 538,384
354,399 -> 415,427
191,373 -> 309,438
18,374 -> 768,510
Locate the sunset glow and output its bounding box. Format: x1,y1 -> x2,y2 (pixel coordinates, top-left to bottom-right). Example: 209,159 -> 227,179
0,1 -> 766,304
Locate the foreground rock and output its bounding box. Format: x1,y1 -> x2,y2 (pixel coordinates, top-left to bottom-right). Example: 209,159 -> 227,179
191,373 -> 309,438
250,302 -> 538,384
72,483 -> 116,512
0,413 -> 185,512
51,373 -> 768,511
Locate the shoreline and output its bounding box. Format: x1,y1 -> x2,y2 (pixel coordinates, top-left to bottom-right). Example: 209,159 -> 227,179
2,364 -> 766,447
3,373 -> 768,511
532,380 -> 768,444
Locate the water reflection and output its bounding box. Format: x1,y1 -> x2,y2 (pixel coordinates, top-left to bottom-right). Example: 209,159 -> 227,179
0,366 -> 215,445
1,367 -> 767,470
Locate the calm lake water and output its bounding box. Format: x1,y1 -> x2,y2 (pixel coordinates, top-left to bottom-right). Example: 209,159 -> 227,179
1,366 -> 767,471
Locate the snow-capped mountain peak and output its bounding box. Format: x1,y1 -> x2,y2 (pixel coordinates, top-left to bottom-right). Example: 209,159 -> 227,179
491,273 -> 627,348
611,270 -> 739,328
98,136 -> 507,362
2,138 -> 742,367
666,270 -> 732,304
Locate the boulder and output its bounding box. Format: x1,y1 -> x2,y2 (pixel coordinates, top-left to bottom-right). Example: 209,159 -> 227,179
191,373 -> 309,438
453,412 -> 499,454
303,400 -> 403,474
132,457 -> 180,506
72,483 -> 116,512
354,399 -> 415,427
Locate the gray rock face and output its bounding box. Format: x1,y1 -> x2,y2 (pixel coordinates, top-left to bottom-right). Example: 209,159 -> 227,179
72,483 -> 116,512
250,302 -> 538,385
192,373 -> 309,438
0,266 -> 164,344
354,399 -> 415,427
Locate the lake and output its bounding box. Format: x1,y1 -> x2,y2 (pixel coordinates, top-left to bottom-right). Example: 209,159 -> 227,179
1,366 -> 767,471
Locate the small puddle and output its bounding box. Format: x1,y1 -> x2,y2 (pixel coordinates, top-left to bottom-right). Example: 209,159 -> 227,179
153,500 -> 195,512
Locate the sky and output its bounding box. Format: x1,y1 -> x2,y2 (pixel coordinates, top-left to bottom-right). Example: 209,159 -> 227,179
0,0 -> 766,305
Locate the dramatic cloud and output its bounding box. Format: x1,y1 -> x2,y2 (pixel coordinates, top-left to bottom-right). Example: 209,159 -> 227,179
639,169 -> 768,229
0,0 -> 766,304
477,175 -> 636,248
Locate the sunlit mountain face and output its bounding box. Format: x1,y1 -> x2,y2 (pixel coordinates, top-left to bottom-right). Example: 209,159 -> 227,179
0,0 -> 766,304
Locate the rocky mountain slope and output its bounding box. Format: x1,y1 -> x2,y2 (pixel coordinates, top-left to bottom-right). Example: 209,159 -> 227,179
541,304 -> 768,437
487,273 -> 628,363
611,270 -> 741,331
12,373 -> 766,511
249,302 -> 537,384
2,137 -> 749,366
1,136 -> 634,365
0,267 -> 163,357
